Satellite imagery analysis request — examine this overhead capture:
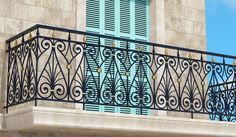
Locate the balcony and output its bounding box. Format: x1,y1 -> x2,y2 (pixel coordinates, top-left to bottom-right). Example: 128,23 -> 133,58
4,24 -> 236,136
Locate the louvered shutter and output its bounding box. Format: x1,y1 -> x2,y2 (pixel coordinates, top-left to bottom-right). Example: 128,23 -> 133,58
135,0 -> 147,38
86,0 -> 150,115
118,0 -> 134,114
102,0 -> 117,113
133,0 -> 150,115
85,0 -> 100,112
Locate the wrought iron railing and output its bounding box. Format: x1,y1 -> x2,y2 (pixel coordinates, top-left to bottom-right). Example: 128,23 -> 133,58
5,24 -> 236,122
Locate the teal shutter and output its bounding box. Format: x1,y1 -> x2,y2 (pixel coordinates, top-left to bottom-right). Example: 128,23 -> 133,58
85,0 -> 100,112
118,0 -> 132,114
133,0 -> 150,115
102,0 -> 117,113
135,0 -> 148,38
86,0 -> 150,115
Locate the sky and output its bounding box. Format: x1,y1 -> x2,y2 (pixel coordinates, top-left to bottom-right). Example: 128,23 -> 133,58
206,0 -> 236,57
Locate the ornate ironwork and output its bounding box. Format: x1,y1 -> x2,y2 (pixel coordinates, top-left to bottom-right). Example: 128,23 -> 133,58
5,24 -> 236,122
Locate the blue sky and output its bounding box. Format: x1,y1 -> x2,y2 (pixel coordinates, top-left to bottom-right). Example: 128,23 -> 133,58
206,0 -> 236,56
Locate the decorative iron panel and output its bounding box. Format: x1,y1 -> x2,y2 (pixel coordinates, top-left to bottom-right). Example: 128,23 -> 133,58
5,24 -> 236,122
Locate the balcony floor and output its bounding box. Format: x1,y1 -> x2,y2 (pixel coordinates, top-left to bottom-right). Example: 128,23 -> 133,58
2,107 -> 236,137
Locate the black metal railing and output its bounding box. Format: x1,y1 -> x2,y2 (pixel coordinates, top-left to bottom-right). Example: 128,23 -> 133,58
5,24 -> 236,122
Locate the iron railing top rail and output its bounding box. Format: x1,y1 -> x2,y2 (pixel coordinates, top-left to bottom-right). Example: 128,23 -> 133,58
5,24 -> 236,60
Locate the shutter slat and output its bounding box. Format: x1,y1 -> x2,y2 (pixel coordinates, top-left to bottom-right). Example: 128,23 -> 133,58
120,0 -> 130,34
86,0 -> 100,28
135,0 -> 147,37
105,0 -> 115,31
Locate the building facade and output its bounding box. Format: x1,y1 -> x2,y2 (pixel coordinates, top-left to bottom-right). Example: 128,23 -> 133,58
1,0 -> 236,137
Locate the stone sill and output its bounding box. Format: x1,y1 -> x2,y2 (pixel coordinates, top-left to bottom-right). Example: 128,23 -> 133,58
3,107 -> 236,137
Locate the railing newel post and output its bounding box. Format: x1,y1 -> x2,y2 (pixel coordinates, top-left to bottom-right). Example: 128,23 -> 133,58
98,36 -> 101,106
82,34 -> 87,111
67,32 -> 71,102
152,45 -> 156,110
21,35 -> 25,43
200,53 -> 203,61
125,41 -> 130,108
176,49 -> 182,111
19,35 -> 25,103
5,42 -> 11,113
35,28 -> 40,107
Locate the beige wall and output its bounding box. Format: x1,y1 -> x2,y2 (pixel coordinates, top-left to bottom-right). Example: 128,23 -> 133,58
0,0 -> 207,111
166,0 -> 206,50
0,0 -> 86,112
149,0 -> 206,117
150,0 -> 206,50
0,0 -> 206,136
164,0 -> 206,118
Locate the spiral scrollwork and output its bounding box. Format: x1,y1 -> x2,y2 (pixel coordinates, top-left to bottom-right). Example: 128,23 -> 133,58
6,27 -> 236,122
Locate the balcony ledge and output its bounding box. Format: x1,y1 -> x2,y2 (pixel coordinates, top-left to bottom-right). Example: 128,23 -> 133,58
4,107 -> 236,137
